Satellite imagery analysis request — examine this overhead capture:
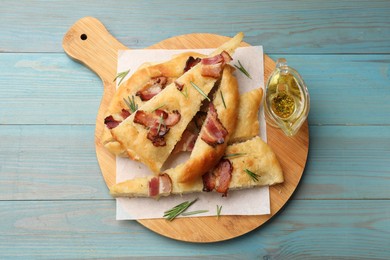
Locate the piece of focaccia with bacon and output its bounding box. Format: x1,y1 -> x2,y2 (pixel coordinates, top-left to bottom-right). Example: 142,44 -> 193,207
171,65 -> 239,184
109,136 -> 283,198
111,32 -> 244,174
102,51 -> 206,156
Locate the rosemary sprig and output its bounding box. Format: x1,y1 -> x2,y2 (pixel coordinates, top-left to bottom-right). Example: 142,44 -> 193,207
216,205 -> 222,219
152,104 -> 165,112
220,91 -> 226,109
190,81 -> 210,101
223,153 -> 247,158
234,60 -> 252,79
123,95 -> 138,113
114,69 -> 130,86
244,169 -> 260,182
181,210 -> 209,216
157,114 -> 164,134
179,86 -> 189,98
163,198 -> 198,221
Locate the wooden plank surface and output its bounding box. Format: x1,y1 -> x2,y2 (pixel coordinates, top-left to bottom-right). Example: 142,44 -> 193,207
1,54 -> 389,125
1,125 -> 388,200
0,1 -> 389,53
0,200 -> 388,259
0,0 -> 389,257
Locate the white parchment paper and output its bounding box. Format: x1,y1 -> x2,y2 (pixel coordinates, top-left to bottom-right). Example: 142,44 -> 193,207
115,46 -> 269,220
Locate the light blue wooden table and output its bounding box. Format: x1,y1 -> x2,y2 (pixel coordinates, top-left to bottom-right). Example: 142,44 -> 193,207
1,1 -> 389,258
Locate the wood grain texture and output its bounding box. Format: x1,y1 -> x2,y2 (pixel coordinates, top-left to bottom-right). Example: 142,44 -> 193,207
0,0 -> 389,257
0,1 -> 389,53
1,54 -> 389,125
1,125 -> 388,200
61,17 -> 308,242
0,200 -> 389,259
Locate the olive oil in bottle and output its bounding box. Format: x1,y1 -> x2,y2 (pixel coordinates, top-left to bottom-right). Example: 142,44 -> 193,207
264,58 -> 310,136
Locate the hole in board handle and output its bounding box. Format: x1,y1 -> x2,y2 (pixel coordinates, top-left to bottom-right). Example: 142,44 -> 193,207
80,34 -> 87,40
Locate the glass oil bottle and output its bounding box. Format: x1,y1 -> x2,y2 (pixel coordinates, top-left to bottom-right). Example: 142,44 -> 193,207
264,58 -> 310,136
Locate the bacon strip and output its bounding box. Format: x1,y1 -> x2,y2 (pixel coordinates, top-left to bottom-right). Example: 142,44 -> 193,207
200,103 -> 228,147
120,108 -> 131,119
184,56 -> 201,72
148,173 -> 172,198
134,109 -> 181,147
136,76 -> 168,101
202,159 -> 233,196
104,115 -> 121,129
201,51 -> 233,78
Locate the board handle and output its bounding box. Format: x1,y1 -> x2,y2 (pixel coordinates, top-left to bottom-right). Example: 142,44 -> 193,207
62,17 -> 127,84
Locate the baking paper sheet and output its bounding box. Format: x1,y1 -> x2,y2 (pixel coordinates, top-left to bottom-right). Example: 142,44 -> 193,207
115,46 -> 269,220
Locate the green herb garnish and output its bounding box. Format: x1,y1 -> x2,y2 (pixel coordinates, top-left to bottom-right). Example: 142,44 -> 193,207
179,86 -> 189,98
220,91 -> 226,108
181,210 -> 209,216
223,153 -> 247,158
234,60 -> 252,79
152,104 -> 165,112
216,205 -> 222,219
114,69 -> 130,86
163,198 -> 198,221
244,169 -> 260,182
190,81 -> 210,101
123,95 -> 138,113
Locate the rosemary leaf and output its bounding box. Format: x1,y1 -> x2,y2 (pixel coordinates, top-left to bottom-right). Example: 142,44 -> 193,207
220,91 -> 227,108
163,198 -> 198,221
179,86 -> 189,98
244,169 -> 260,182
234,60 -> 252,79
123,95 -> 138,113
152,104 -> 165,112
190,81 -> 210,101
181,210 -> 209,216
216,205 -> 222,219
223,153 -> 247,158
114,69 -> 130,86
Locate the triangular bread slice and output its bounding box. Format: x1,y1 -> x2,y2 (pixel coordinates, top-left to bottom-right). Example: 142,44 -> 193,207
102,51 -> 206,156
109,136 -> 283,197
111,33 -> 244,173
167,64 -> 239,184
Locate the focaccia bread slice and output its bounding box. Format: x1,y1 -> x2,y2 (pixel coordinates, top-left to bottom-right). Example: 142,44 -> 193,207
229,88 -> 263,143
102,51 -> 206,156
110,136 -> 283,198
169,65 -> 239,184
111,33 -> 244,174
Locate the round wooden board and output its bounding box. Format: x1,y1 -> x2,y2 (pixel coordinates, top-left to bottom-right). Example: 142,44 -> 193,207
63,17 -> 309,243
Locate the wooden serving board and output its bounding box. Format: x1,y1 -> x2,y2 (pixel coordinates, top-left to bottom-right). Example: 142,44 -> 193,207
63,17 -> 309,243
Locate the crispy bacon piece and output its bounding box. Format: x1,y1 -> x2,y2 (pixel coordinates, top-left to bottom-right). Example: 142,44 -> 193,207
201,51 -> 233,78
148,173 -> 172,198
184,56 -> 201,72
202,159 -> 233,196
200,103 -> 228,147
174,80 -> 184,91
134,109 -> 181,147
120,108 -> 131,119
148,176 -> 160,197
164,110 -> 181,126
104,115 -> 121,129
147,121 -> 169,147
172,129 -> 198,153
136,76 -> 168,101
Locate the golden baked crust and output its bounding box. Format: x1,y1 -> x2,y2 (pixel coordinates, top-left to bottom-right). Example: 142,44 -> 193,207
102,51 -> 206,156
111,33 -> 244,173
174,65 -> 239,183
110,136 -> 283,197
229,88 -> 263,143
